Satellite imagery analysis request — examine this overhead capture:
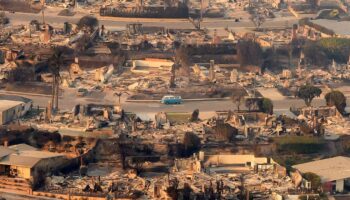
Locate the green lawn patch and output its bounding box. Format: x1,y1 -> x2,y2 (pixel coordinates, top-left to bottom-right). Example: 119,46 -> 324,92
274,136 -> 326,154
166,112 -> 191,123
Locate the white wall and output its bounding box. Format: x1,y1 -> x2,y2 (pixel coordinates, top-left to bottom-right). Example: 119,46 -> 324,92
203,154 -> 273,167
336,179 -> 344,192
133,59 -> 174,68
0,101 -> 32,125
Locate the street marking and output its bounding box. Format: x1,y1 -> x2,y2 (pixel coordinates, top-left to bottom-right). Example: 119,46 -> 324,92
148,105 -> 161,108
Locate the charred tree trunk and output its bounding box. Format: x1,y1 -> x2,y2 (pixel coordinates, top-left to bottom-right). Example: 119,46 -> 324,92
54,76 -> 59,111
51,75 -> 55,112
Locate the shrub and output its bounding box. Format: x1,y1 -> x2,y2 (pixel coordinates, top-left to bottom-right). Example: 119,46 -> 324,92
274,136 -> 325,154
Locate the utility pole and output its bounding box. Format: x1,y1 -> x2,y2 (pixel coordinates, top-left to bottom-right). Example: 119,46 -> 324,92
51,79 -> 55,112
253,75 -> 256,97
200,0 -> 203,22
54,74 -> 59,111
41,0 -> 45,25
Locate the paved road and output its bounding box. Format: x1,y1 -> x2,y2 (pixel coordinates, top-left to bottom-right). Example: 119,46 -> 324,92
5,9 -> 297,30
0,89 -> 329,113
5,88 -> 348,121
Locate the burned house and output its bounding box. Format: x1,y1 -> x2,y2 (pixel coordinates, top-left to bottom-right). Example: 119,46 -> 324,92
100,1 -> 189,18
293,156 -> 350,193
0,143 -> 67,181
0,46 -> 52,82
0,95 -> 32,125
299,106 -> 339,118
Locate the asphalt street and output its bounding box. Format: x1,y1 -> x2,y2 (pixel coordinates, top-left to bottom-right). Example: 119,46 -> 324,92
5,9 -> 297,30
0,89 -> 330,114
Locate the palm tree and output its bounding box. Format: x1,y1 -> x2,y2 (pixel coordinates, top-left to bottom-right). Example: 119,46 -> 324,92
48,47 -> 64,112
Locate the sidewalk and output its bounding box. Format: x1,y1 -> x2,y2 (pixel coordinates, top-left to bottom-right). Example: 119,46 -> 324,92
0,90 -> 61,98
126,97 -> 230,103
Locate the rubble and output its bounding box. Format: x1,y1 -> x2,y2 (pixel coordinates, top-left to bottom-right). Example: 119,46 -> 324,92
2,1 -> 350,199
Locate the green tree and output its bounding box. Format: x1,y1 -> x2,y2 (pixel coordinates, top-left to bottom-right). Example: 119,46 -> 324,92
303,172 -> 321,191
237,38 -> 263,67
325,90 -> 346,114
303,41 -> 328,66
303,38 -> 350,64
261,98 -> 273,115
318,38 -> 350,63
297,85 -> 322,106
77,15 -> 99,32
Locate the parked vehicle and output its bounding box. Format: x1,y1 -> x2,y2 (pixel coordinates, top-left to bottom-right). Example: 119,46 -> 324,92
161,95 -> 183,104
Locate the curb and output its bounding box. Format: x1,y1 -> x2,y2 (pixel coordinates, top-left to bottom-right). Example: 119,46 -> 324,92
126,97 -> 230,103
0,91 -> 62,98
